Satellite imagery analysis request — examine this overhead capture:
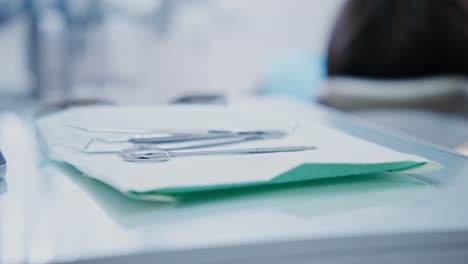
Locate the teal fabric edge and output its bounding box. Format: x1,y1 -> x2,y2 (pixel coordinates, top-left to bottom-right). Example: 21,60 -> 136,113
129,161 -> 427,197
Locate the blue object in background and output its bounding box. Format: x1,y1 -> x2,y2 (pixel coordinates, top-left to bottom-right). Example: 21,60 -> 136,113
262,53 -> 326,102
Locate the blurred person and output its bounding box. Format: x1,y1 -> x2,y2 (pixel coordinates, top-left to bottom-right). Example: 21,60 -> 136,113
321,0 -> 468,112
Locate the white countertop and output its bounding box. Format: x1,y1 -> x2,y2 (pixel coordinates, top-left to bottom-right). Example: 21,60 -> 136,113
1,99 -> 467,263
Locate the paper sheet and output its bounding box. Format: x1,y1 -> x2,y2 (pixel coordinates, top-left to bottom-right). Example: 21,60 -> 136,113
36,103 -> 441,200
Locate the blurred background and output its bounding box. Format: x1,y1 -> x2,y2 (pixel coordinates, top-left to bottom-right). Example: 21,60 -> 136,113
0,0 -> 341,103
0,0 -> 466,154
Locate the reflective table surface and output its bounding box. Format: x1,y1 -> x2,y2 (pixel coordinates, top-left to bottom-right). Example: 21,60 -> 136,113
1,98 -> 467,263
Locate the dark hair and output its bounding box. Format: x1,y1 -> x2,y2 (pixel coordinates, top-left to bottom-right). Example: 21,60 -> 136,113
327,0 -> 468,79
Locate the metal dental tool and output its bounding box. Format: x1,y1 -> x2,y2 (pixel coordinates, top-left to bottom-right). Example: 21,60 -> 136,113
65,125 -> 313,162
75,136 -> 270,154
67,124 -> 239,135
119,146 -> 317,163
0,150 -> 6,195
85,130 -> 287,146
0,150 -> 5,179
67,124 -> 288,151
